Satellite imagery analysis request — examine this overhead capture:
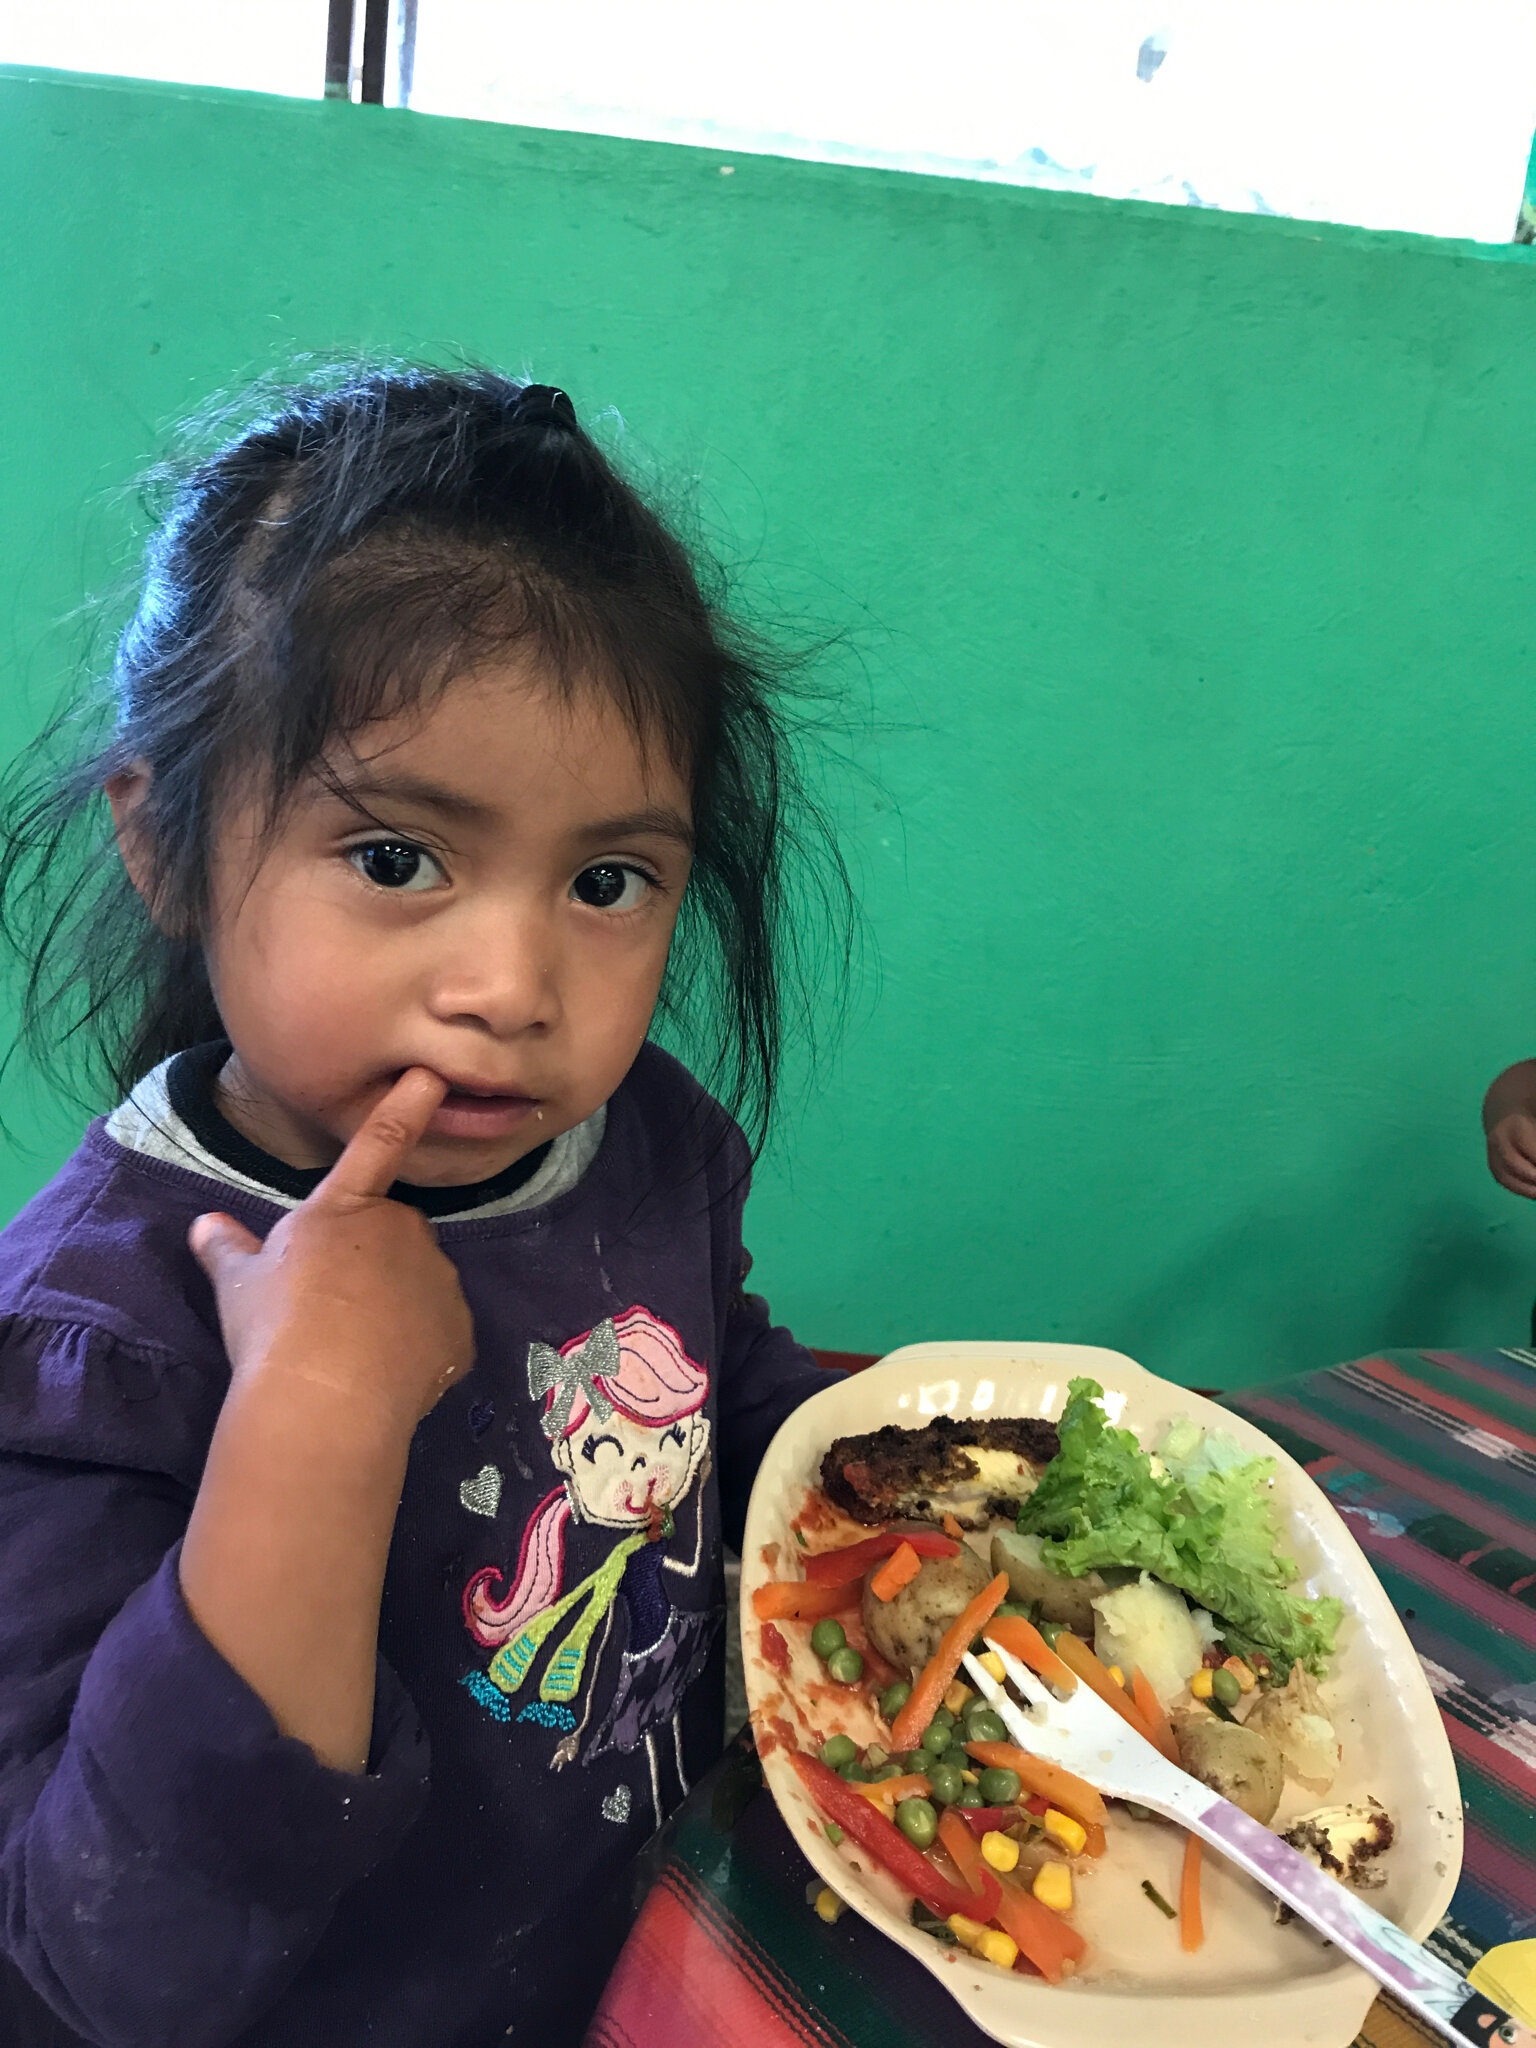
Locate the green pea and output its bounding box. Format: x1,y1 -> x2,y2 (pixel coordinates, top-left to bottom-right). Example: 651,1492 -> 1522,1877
926,1762 -> 964,1806
819,1733 -> 857,1770
977,1766 -> 1021,1805
873,1762 -> 905,1782
955,1787 -> 984,1809
993,1601 -> 1030,1619
928,1705 -> 955,1732
826,1645 -> 864,1686
966,1709 -> 1008,1745
900,1749 -> 932,1774
810,1619 -> 847,1660
894,1797 -> 938,1850
824,1821 -> 845,1845
838,1760 -> 872,1783
938,1745 -> 971,1776
920,1719 -> 953,1754
878,1680 -> 912,1722
1037,1620 -> 1065,1646
1211,1666 -> 1242,1709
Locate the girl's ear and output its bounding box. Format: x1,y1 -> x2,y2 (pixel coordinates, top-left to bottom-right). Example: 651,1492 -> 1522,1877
105,761 -> 161,917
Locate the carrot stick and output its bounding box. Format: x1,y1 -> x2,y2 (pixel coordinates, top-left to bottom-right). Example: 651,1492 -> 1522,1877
751,1579 -> 857,1622
962,1741 -> 1107,1826
991,1873 -> 1087,1983
870,1540 -> 923,1602
1082,1821 -> 1106,1859
1130,1667 -> 1181,1765
1053,1632 -> 1160,1744
937,1806 -> 990,1896
890,1572 -> 1010,1751
852,1771 -> 931,1807
1179,1834 -> 1204,1951
984,1614 -> 1078,1694
941,1513 -> 966,1541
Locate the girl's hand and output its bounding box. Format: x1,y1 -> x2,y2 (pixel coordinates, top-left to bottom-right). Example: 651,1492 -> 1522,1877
1487,1110 -> 1536,1200
188,1068 -> 476,1435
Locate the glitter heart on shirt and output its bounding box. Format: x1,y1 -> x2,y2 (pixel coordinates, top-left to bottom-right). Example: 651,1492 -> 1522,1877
458,1464 -> 503,1518
600,1784 -> 632,1824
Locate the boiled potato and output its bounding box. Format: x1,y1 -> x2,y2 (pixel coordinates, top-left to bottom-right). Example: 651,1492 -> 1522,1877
989,1529 -> 1107,1634
1090,1574 -> 1203,1708
862,1542 -> 993,1675
1175,1715 -> 1284,1824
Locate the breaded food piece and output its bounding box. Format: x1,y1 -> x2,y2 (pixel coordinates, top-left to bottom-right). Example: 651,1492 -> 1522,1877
819,1414 -> 1061,1530
1281,1800 -> 1396,1889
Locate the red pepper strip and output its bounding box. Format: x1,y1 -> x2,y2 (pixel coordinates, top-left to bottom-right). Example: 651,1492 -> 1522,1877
790,1753 -> 1000,1925
1023,1794 -> 1050,1817
803,1529 -> 960,1586
960,1805 -> 1028,1837
751,1579 -> 858,1622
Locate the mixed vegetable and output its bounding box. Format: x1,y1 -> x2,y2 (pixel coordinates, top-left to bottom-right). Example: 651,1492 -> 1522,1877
752,1379 -> 1391,1982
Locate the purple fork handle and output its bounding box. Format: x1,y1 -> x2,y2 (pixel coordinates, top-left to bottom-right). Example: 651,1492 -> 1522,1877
1197,1801 -> 1529,2046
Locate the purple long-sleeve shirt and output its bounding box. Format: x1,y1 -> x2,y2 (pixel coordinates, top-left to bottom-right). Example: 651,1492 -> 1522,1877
0,1043 -> 830,2047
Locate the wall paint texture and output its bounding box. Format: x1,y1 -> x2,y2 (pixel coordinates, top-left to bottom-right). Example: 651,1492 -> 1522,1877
4,68 -> 1536,1390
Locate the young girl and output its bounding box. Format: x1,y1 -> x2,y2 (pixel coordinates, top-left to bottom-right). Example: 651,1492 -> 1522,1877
0,369 -> 847,2047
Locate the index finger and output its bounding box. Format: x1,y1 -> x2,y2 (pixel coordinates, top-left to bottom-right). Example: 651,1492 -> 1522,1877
317,1068 -> 448,1203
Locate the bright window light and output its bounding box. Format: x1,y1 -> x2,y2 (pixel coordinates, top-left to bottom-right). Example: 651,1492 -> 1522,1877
3,2 -> 1535,244
0,0 -> 323,100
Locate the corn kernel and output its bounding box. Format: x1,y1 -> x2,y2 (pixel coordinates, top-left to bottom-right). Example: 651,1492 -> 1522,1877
975,1929 -> 1019,1970
977,1651 -> 1006,1683
1106,1665 -> 1125,1688
1032,1861 -> 1074,1913
944,1678 -> 974,1715
1043,1808 -> 1087,1855
946,1913 -> 986,1948
1222,1654 -> 1257,1694
1189,1666 -> 1215,1699
814,1886 -> 845,1924
961,1769 -> 979,1784
980,1829 -> 1020,1872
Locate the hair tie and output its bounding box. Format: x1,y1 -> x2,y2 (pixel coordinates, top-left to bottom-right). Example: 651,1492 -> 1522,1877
514,384 -> 578,431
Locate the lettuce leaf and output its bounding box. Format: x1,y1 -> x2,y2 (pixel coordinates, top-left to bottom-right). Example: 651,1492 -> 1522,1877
1017,1378 -> 1341,1674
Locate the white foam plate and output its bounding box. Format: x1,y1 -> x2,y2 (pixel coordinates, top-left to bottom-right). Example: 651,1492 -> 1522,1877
740,1342 -> 1462,2048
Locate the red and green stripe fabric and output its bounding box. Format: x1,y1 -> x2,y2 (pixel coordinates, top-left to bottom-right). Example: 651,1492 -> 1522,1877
585,1351 -> 1536,2048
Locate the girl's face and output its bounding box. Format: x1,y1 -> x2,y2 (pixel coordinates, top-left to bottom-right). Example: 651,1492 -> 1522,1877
551,1406 -> 709,1529
132,665 -> 694,1184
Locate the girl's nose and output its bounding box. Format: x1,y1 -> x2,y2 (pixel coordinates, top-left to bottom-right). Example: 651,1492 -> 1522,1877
425,903 -> 562,1037
630,1453 -> 647,1471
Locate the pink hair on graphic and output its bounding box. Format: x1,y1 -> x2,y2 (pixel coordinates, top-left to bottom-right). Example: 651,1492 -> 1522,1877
463,1486 -> 570,1648
462,1310 -> 708,1650
558,1307 -> 708,1438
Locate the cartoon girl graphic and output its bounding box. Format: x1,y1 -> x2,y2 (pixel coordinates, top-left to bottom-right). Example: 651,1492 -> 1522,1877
461,1308 -> 716,1820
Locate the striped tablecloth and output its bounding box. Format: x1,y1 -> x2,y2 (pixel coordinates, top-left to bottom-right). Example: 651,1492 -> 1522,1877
586,1350 -> 1536,2048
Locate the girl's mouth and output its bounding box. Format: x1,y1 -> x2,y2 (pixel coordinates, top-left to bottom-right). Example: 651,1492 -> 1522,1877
427,1088 -> 541,1141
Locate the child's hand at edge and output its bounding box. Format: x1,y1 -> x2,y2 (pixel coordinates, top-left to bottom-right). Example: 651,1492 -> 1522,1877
188,1067 -> 476,1433
180,1069 -> 476,1772
1483,1059 -> 1536,1200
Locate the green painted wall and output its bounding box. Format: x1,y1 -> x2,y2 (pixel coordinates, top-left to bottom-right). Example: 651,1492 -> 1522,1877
5,66 -> 1536,1391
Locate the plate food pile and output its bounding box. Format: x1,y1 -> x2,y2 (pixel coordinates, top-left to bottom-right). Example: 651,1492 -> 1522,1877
741,1345 -> 1461,2048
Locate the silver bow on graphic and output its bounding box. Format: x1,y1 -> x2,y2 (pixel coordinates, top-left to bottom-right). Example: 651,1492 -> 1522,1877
528,1317 -> 620,1441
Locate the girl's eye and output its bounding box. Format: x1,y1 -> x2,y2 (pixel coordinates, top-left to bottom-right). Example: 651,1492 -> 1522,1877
350,840 -> 446,892
571,863 -> 651,911
580,1433 -> 623,1465
661,1423 -> 686,1451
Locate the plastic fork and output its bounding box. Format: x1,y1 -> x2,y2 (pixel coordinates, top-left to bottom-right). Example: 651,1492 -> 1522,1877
961,1641 -> 1531,2047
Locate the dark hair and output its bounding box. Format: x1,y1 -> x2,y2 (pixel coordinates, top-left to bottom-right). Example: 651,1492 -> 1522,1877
0,364 -> 851,1154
